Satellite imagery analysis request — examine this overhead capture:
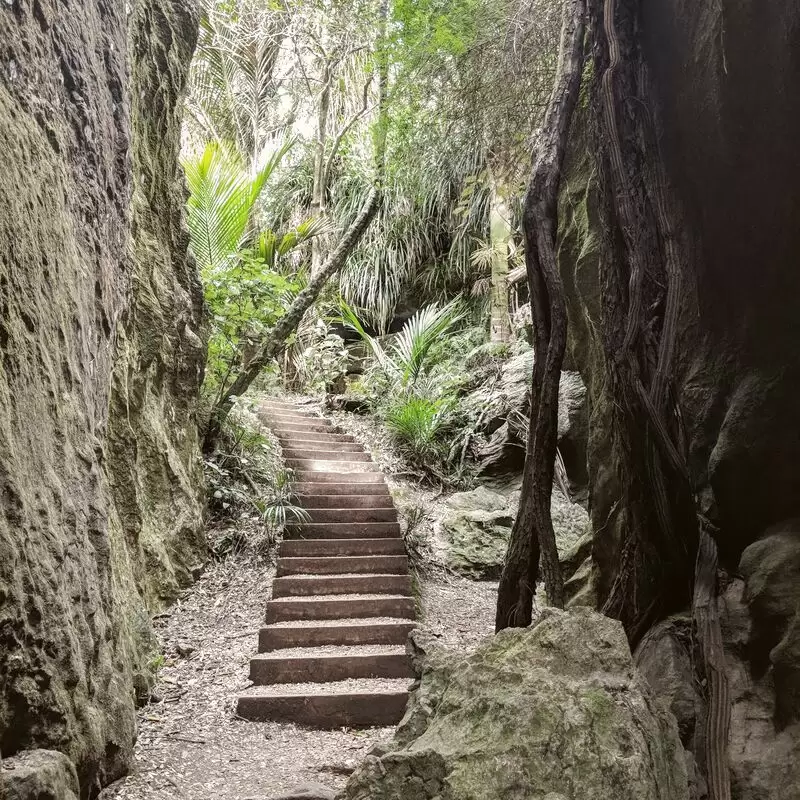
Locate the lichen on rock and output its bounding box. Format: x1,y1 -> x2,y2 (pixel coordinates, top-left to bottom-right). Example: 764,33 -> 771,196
341,608 -> 688,800
0,0 -> 205,793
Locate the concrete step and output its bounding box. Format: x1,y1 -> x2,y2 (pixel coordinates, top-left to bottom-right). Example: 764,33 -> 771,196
282,437 -> 362,450
249,651 -> 412,684
277,555 -> 408,576
262,410 -> 312,419
276,430 -> 356,443
288,521 -> 402,539
284,449 -> 371,462
272,574 -> 412,598
259,621 -> 416,651
304,508 -> 397,524
296,481 -> 389,495
287,459 -> 380,473
266,595 -> 416,622
271,422 -> 336,434
280,538 -> 406,557
236,683 -> 410,727
294,472 -> 385,484
297,494 -> 394,509
260,400 -> 311,411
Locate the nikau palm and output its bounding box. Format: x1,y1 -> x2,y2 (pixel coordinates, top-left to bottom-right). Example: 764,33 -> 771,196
184,141 -> 291,272
340,298 -> 464,387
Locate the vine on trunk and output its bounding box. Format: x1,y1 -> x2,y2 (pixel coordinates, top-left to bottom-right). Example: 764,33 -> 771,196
496,0 -> 586,629
588,0 -> 731,795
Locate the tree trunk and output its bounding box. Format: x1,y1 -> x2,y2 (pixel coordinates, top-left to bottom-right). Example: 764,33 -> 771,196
310,60 -> 332,278
496,0 -> 586,629
587,0 -> 730,792
488,173 -> 513,343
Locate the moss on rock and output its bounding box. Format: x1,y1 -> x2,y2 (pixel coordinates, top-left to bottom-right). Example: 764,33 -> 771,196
0,1 -> 205,793
342,609 -> 688,800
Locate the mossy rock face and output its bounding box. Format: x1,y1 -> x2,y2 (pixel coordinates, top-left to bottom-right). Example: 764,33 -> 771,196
0,1 -> 204,792
438,488 -> 512,579
2,750 -> 80,800
342,609 -> 689,800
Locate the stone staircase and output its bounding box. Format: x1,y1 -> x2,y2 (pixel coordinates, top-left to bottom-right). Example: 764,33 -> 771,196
236,399 -> 416,728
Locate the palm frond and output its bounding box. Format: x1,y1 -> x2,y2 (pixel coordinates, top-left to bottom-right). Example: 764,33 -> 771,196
390,298 -> 465,385
186,0 -> 291,166
183,140 -> 291,272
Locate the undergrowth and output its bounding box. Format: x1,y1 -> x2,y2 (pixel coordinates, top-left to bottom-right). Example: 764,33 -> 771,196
203,399 -> 308,558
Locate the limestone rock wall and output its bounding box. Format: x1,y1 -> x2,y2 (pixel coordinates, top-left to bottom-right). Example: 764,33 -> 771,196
342,609 -> 688,800
558,2 -> 800,797
0,1 -> 204,795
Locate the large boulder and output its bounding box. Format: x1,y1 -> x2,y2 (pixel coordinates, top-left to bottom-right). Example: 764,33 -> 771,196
739,520 -> 800,727
341,609 -> 688,800
555,6 -> 800,793
632,575 -> 800,800
437,487 -> 513,579
1,749 -> 80,800
438,485 -> 590,581
634,617 -> 699,747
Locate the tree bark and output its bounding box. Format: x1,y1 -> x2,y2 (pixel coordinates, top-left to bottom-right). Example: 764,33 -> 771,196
488,173 -> 513,343
496,0 -> 585,629
587,0 -> 730,792
310,60 -> 332,277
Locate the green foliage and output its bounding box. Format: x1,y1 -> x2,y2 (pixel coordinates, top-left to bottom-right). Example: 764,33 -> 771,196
148,652 -> 166,674
337,299 -> 475,480
183,139 -> 331,405
203,254 -> 302,398
204,402 -> 308,557
392,300 -> 466,385
183,141 -> 291,272
385,395 -> 451,453
340,297 -> 464,388
293,318 -> 350,393
186,0 -> 292,166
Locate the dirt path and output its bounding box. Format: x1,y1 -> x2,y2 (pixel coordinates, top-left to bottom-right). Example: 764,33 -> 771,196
102,552 -> 496,800
104,399 -> 499,799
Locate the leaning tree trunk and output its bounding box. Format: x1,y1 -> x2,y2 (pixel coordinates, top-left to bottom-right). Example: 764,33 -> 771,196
487,171 -> 513,344
496,0 -> 586,630
310,60 -> 332,278
203,0 -> 391,454
203,187 -> 381,452
587,0 -> 731,796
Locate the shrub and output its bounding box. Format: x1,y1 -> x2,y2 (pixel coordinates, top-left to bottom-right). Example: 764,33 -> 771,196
385,395 -> 449,452
203,400 -> 307,557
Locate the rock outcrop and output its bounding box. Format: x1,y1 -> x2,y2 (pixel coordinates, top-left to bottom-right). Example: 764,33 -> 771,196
0,1 -> 205,793
436,484 -> 588,581
1,749 -> 80,800
437,487 -> 513,578
341,608 -> 688,800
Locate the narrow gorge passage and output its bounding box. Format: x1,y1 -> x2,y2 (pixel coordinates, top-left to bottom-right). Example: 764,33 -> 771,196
237,400 -> 418,727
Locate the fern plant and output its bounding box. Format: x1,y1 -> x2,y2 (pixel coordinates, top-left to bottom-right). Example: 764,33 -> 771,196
340,297 -> 464,388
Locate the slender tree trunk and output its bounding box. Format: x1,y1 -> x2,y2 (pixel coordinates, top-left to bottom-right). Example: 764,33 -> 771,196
311,60 -> 332,278
488,173 -> 513,343
496,0 -> 586,629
